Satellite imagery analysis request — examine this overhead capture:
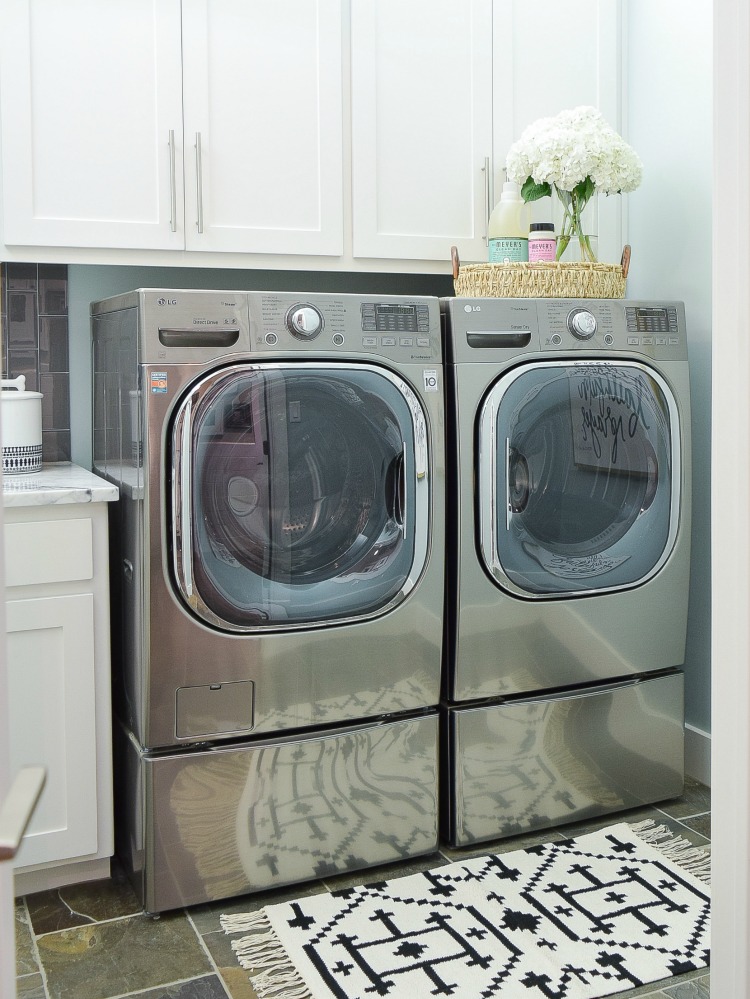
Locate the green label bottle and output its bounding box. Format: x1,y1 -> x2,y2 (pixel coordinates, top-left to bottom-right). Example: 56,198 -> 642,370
488,181 -> 529,262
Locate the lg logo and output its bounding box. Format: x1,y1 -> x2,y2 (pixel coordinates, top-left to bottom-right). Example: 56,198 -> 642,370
157,297 -> 177,306
463,304 -> 481,313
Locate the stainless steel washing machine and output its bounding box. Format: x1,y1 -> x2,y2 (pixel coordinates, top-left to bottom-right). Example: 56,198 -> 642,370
92,289 -> 445,911
440,297 -> 691,846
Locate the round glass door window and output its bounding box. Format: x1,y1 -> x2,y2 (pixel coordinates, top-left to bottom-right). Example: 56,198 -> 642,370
171,363 -> 430,630
478,361 -> 681,597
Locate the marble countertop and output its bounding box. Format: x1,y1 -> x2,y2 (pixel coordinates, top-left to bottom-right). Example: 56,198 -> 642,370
3,463 -> 119,508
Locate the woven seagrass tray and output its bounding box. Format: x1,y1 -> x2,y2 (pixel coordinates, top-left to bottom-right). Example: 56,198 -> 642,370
451,245 -> 630,299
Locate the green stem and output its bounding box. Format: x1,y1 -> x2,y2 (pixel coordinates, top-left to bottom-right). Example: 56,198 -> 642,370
555,187 -> 597,262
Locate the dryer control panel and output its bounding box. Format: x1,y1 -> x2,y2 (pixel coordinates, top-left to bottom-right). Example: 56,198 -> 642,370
442,298 -> 688,363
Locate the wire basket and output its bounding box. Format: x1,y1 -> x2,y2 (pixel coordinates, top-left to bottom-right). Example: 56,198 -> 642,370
451,245 -> 630,299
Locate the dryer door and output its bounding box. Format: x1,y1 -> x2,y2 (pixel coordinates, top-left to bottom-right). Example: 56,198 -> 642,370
478,360 -> 680,597
171,362 -> 430,630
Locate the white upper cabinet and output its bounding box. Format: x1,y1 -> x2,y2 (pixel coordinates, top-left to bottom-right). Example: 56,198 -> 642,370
350,0 -> 493,263
0,0 -> 185,250
0,0 -> 343,255
181,0 -> 343,255
0,0 -> 621,268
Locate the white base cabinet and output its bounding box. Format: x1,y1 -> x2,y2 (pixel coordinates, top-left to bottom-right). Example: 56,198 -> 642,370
5,500 -> 114,893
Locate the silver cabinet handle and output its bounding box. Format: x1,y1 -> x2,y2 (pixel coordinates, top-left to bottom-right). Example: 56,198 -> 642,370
195,132 -> 204,234
0,766 -> 45,861
168,129 -> 177,233
483,156 -> 491,242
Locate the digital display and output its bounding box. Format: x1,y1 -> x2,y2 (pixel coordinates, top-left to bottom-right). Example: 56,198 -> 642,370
375,304 -> 418,331
637,308 -> 668,322
626,306 -> 678,334
361,301 -> 430,335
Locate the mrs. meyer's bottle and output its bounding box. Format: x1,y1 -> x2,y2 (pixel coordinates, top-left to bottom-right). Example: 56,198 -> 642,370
488,181 -> 529,262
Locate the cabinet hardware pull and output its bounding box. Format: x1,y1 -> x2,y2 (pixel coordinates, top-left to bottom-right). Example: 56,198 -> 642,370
168,130 -> 177,233
0,766 -> 45,861
195,132 -> 204,234
483,156 -> 491,242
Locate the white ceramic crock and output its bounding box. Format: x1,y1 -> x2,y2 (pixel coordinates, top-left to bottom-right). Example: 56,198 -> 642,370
1,375 -> 43,474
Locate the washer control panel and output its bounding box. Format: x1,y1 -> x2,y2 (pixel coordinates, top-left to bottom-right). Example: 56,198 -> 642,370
251,292 -> 441,362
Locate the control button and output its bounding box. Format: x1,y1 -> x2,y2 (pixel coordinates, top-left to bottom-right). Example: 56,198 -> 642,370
642,336 -> 655,345
628,336 -> 640,345
332,333 -> 345,346
416,337 -> 431,347
604,334 -> 615,345
400,337 -> 414,346
550,333 -> 563,345
362,336 -> 377,347
656,336 -> 668,345
286,304 -> 323,340
669,337 -> 680,345
381,336 -> 397,346
567,308 -> 597,339
264,332 -> 278,346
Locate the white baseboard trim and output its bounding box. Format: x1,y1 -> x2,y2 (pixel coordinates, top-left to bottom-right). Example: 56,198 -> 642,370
685,723 -> 711,786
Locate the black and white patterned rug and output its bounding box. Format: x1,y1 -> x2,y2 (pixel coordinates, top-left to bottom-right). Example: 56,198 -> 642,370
221,820 -> 710,999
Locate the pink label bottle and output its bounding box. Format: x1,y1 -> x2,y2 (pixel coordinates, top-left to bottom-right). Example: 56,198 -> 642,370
528,223 -> 556,262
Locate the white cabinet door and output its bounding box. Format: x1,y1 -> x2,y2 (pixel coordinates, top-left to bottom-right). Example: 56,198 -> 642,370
351,0 -> 493,263
492,0 -> 623,263
181,0 -> 344,255
0,0 -> 184,250
6,594 -> 98,868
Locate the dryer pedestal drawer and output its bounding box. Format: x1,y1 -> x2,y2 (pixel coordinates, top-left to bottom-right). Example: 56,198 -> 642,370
117,712 -> 439,913
444,672 -> 684,848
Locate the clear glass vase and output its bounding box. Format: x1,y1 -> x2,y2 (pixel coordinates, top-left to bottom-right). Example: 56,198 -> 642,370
556,233 -> 598,263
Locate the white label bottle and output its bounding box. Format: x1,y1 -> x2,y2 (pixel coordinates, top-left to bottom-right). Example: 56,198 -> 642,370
488,181 -> 529,262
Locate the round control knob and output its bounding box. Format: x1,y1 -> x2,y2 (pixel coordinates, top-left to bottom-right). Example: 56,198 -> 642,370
567,309 -> 597,339
286,304 -> 323,340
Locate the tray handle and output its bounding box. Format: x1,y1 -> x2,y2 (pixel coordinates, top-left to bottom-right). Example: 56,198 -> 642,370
621,244 -> 632,278
451,245 -> 460,280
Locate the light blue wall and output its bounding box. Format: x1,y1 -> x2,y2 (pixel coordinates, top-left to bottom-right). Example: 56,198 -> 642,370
625,1 -> 712,735
68,265 -> 453,469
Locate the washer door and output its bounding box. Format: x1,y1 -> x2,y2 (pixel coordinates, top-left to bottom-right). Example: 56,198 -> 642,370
478,360 -> 680,597
171,362 -> 430,630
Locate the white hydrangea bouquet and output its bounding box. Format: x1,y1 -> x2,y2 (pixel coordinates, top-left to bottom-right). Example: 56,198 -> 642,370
506,106 -> 643,262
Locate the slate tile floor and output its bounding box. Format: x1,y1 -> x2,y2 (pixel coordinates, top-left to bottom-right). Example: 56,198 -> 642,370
15,778 -> 710,999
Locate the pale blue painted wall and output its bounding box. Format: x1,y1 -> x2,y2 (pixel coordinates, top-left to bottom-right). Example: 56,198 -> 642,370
625,1 -> 713,735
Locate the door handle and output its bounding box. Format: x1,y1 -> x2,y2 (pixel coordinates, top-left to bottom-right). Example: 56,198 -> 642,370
195,132 -> 204,234
483,156 -> 491,242
0,766 -> 45,861
168,129 -> 177,233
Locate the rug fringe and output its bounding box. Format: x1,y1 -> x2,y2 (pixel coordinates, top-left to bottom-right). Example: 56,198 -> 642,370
629,819 -> 711,884
220,910 -> 314,999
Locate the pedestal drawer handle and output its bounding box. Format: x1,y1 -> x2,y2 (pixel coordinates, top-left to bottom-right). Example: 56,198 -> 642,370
0,766 -> 46,861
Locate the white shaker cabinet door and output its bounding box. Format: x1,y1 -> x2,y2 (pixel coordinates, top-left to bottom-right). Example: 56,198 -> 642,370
492,0 -> 623,264
0,0 -> 184,250
181,0 -> 344,255
351,0 -> 493,263
6,594 -> 98,869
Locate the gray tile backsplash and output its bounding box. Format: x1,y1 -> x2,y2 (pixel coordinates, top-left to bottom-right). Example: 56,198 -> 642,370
1,263 -> 71,462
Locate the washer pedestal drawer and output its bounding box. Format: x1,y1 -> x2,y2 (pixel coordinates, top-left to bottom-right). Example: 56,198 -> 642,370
116,712 -> 439,913
443,672 -> 684,848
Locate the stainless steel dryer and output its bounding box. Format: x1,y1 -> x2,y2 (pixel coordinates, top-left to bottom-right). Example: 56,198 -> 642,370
92,289 -> 445,911
440,297 -> 691,847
